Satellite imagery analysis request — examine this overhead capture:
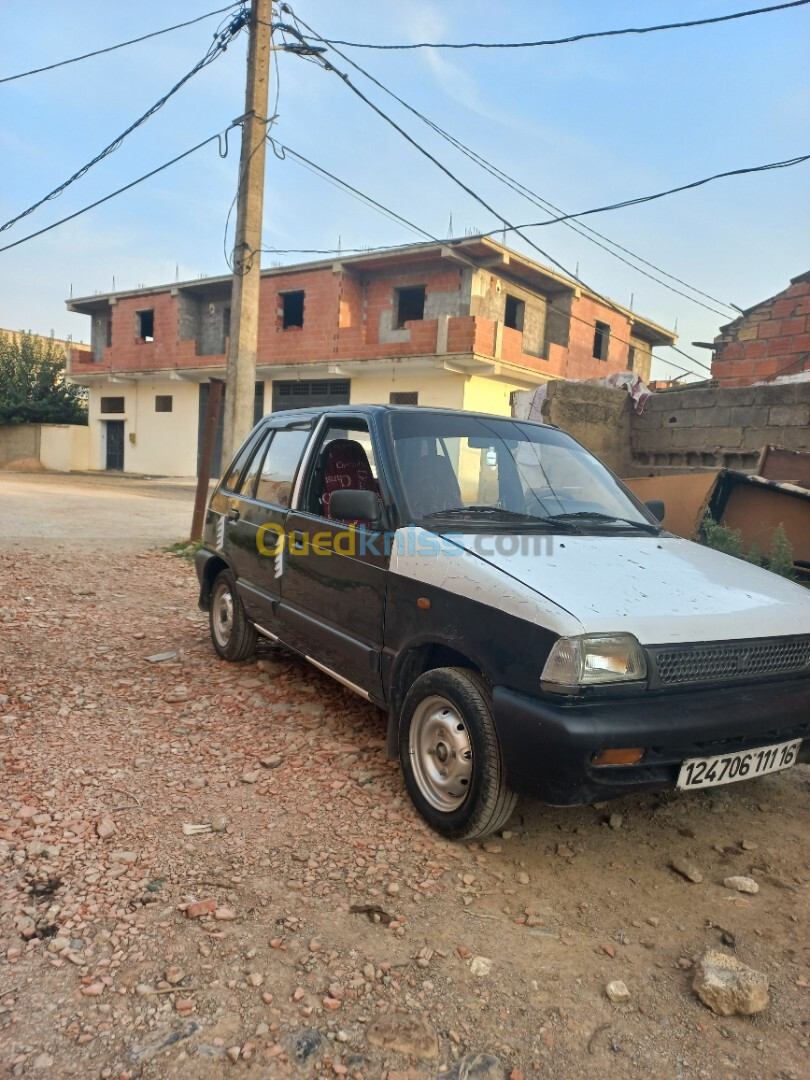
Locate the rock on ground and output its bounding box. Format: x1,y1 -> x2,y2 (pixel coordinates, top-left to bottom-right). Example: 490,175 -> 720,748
693,949 -> 769,1016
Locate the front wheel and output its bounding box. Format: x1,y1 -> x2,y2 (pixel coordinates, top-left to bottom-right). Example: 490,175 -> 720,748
398,667 -> 517,840
209,569 -> 257,662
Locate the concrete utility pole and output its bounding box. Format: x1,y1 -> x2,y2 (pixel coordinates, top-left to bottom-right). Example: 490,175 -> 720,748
221,0 -> 273,466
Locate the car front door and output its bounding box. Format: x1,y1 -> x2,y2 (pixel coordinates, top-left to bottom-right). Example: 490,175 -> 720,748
280,415 -> 391,701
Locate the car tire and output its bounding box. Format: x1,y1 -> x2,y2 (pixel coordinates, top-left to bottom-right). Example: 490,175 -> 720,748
209,569 -> 257,662
398,667 -> 517,840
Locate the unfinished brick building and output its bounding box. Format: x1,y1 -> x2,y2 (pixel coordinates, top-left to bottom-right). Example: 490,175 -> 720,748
66,236 -> 675,475
711,270 -> 810,387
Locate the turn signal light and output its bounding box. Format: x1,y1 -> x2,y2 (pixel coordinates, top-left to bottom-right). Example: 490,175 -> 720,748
591,748 -> 645,767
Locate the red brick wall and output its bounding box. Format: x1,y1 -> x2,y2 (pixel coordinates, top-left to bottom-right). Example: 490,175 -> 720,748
712,275 -> 810,387
68,261 -> 657,384
564,296 -> 634,381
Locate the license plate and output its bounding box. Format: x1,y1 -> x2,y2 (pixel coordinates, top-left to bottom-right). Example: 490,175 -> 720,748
677,739 -> 802,790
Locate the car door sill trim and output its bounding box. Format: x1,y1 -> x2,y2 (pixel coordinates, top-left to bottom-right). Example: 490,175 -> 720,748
305,655 -> 371,701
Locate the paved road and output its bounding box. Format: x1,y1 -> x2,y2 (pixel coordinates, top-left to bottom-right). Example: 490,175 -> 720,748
0,471 -> 202,552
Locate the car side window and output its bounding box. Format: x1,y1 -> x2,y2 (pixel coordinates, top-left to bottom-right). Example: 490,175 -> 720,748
235,432 -> 273,499
254,428 -> 311,508
301,420 -> 380,520
221,432 -> 261,493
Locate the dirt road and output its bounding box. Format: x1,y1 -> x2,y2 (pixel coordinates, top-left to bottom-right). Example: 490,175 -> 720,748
1,540 -> 808,1077
0,472 -> 197,552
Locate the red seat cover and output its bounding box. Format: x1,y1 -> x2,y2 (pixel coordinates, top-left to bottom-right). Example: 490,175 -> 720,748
320,439 -> 379,520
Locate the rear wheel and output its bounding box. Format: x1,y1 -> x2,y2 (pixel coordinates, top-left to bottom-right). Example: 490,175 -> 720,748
209,569 -> 257,662
399,667 -> 517,840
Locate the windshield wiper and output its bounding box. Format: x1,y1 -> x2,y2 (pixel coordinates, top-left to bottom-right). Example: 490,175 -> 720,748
549,511 -> 661,533
420,506 -> 582,530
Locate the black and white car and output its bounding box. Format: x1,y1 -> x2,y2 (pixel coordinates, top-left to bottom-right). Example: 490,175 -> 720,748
196,405 -> 810,839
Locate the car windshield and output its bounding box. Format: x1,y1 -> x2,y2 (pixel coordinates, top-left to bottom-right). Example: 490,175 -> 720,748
388,411 -> 655,529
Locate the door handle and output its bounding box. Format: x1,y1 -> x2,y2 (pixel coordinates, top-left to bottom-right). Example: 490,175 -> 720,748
228,506 -> 240,521
291,530 -> 305,549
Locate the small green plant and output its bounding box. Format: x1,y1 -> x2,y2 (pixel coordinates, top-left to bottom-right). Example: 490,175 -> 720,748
700,514 -> 797,581
700,514 -> 742,558
767,523 -> 796,581
165,539 -> 202,561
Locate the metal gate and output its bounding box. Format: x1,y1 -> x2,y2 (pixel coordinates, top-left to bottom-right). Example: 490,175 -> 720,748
271,379 -> 350,412
105,420 -> 124,470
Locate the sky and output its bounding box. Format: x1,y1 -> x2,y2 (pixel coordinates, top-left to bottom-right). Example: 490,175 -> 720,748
1,0 -> 809,382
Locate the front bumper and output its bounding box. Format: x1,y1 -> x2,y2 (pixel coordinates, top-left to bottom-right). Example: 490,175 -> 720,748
493,678 -> 810,804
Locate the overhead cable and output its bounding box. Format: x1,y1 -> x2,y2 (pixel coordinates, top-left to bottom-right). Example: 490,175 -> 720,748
0,3 -> 244,84
312,0 -> 810,50
280,16 -> 713,377
0,132 -> 231,255
285,15 -> 752,319
0,7 -> 248,234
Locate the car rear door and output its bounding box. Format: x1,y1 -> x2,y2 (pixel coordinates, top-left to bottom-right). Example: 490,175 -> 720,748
279,414 -> 391,701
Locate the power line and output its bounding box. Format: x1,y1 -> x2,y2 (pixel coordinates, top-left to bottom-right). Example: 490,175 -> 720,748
283,18 -> 747,320
281,14 -> 715,379
311,0 -> 810,50
0,8 -> 248,235
0,3 -> 244,84
266,138 -> 436,244
475,155 -> 810,232
262,138 -> 711,381
0,132 -> 232,256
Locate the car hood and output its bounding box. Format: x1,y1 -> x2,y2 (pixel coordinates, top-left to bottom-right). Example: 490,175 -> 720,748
439,531 -> 810,644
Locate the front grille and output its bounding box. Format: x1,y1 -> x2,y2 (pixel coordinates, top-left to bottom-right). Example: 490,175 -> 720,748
649,636 -> 810,688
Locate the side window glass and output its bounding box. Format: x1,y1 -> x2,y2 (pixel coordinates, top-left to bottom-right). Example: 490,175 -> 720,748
222,433 -> 260,493
305,421 -> 380,519
237,432 -> 272,499
255,428 -> 311,507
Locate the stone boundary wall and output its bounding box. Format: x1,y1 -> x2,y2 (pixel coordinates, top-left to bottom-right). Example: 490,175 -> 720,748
541,379 -> 810,477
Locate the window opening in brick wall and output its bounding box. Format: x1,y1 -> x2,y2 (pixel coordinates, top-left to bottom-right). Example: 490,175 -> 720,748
223,306 -> 231,340
504,294 -> 525,332
281,290 -> 304,328
627,346 -> 636,371
105,318 -> 112,348
100,396 -> 125,414
137,309 -> 154,341
396,285 -> 426,327
390,391 -> 419,405
592,321 -> 610,360
155,395 -> 173,412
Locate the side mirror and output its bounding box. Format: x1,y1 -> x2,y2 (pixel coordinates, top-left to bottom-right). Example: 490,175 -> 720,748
329,489 -> 381,527
644,498 -> 665,523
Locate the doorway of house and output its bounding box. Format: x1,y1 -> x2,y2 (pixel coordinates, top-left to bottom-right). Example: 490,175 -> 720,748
105,420 -> 125,470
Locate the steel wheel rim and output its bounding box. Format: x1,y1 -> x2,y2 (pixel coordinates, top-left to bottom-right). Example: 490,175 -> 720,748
212,584 -> 234,647
409,695 -> 473,812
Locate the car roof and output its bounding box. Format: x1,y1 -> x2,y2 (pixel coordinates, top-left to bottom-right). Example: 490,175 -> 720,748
259,404 -> 548,425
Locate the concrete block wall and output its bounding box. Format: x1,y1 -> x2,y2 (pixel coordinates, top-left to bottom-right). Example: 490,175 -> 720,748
542,380 -> 633,476
539,378 -> 810,479
712,272 -> 810,387
631,381 -> 810,475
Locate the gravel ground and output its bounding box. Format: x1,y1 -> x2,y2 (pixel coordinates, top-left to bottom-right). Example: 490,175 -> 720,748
1,549 -> 809,1079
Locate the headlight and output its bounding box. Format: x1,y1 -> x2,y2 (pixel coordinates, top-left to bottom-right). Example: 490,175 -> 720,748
542,633 -> 647,689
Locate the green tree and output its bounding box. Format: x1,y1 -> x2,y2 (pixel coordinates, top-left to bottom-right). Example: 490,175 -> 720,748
0,330 -> 87,425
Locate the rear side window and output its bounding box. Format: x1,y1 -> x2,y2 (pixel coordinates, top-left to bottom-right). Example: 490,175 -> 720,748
222,433 -> 262,493
237,432 -> 273,498
255,428 -> 311,507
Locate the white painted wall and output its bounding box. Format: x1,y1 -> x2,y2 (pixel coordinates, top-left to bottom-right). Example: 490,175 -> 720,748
348,370 -> 465,409
39,425 -> 90,471
88,380 -> 201,475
